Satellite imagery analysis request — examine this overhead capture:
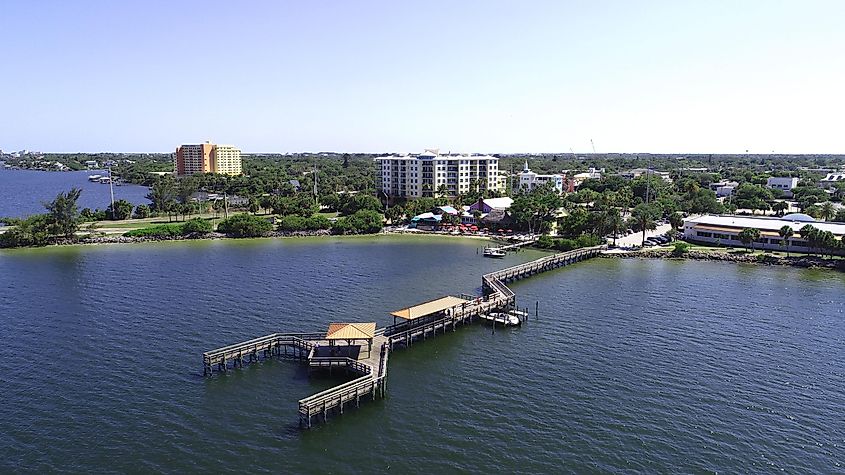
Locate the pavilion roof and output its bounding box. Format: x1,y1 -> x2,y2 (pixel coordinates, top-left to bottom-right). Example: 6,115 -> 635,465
390,296 -> 467,320
325,322 -> 376,340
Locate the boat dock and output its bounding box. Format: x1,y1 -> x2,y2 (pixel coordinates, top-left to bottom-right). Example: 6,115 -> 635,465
201,245 -> 605,428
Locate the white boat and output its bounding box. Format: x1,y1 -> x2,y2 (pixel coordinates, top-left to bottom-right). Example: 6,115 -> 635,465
481,312 -> 522,326
88,174 -> 102,181
483,247 -> 507,258
98,177 -> 111,184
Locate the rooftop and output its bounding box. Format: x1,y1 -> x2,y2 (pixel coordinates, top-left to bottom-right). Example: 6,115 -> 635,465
390,296 -> 468,320
325,322 -> 376,340
685,214 -> 845,236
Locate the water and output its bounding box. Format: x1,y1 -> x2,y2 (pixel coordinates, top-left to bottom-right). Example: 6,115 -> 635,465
0,168 -> 150,218
1,236 -> 843,473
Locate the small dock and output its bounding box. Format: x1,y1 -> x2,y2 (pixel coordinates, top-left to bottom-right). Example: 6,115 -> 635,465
201,245 -> 605,428
483,237 -> 538,255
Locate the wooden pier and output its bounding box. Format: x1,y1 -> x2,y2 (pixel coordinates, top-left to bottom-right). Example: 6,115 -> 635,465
201,245 -> 605,428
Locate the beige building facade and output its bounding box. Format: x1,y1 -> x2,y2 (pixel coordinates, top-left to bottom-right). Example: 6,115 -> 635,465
175,141 -> 242,175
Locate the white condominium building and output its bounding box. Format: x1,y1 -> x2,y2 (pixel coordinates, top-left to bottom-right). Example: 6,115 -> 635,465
518,162 -> 565,193
375,150 -> 502,198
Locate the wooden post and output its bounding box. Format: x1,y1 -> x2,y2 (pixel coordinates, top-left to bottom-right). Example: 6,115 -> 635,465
535,301 -> 539,320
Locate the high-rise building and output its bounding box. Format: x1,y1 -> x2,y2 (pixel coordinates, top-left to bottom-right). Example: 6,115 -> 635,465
175,141 -> 242,176
375,150 -> 502,199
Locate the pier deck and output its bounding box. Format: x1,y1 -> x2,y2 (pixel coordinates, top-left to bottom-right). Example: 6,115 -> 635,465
201,245 -> 605,428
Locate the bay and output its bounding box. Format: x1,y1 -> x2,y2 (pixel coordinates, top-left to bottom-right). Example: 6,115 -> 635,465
0,168 -> 150,218
0,236 -> 843,473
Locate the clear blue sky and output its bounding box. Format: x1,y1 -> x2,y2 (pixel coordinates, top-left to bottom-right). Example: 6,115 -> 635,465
1,0 -> 843,153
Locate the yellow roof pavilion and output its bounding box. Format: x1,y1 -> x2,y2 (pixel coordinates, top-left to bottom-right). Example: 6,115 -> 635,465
325,322 -> 376,340
390,296 -> 468,320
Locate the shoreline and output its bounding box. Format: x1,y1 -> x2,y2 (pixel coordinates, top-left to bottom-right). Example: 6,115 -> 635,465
604,248 -> 845,272
0,228 -> 499,251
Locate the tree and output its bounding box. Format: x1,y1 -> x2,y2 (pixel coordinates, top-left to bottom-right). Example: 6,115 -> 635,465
737,227 -> 761,252
771,201 -> 789,217
259,195 -> 274,214
44,187 -> 82,239
631,203 -> 659,246
835,209 -> 845,223
778,225 -> 793,257
820,202 -> 836,221
603,209 -> 625,246
146,178 -> 177,221
668,212 -> 684,230
384,205 -> 404,224
106,199 -> 133,220
133,204 -> 151,219
800,224 -> 819,255
248,197 -> 261,215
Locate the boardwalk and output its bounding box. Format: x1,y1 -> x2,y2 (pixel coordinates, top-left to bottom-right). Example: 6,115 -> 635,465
201,245 -> 605,428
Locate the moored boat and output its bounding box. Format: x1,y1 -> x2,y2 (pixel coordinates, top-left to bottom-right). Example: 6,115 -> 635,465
483,247 -> 506,258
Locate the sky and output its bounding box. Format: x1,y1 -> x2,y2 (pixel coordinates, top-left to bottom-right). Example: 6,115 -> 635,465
1,0 -> 843,154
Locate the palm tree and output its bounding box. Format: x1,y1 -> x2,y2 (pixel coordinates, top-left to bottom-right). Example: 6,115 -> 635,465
604,209 -> 625,246
738,227 -> 761,252
778,225 -> 793,257
800,224 -> 819,255
820,202 -> 836,221
632,203 -> 658,246
771,201 -> 788,217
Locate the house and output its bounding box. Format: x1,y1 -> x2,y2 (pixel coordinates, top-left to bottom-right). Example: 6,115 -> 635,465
820,173 -> 845,190
480,208 -> 513,229
469,197 -> 513,214
766,177 -> 799,197
288,179 -> 301,191
709,180 -> 739,197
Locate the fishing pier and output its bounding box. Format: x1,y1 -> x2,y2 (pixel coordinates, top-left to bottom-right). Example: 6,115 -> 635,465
202,245 -> 604,428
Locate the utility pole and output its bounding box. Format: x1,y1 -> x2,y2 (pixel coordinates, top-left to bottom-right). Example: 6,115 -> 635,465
224,191 -> 229,219
108,167 -> 115,218
313,162 -> 319,206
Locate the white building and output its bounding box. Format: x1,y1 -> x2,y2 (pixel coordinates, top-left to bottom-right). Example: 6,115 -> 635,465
620,168 -> 673,183
683,214 -> 845,254
572,167 -> 603,186
709,180 -> 739,197
766,177 -> 799,197
820,173 -> 845,189
518,162 -> 564,193
375,150 -> 502,198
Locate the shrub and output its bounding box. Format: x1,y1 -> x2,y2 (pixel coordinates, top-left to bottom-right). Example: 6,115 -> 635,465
346,210 -> 384,234
124,223 -> 184,238
536,234 -> 554,249
671,241 -> 691,256
304,215 -> 332,231
331,218 -> 353,235
216,214 -> 273,237
277,215 -> 307,232
182,218 -> 213,235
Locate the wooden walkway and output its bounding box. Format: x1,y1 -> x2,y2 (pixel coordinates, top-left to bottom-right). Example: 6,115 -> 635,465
200,245 -> 605,428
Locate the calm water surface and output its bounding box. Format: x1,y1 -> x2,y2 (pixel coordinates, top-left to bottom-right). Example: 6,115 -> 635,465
0,168 -> 150,218
1,236 -> 843,473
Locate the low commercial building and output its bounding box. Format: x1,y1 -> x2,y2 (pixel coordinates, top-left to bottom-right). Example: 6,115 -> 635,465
683,214 -> 845,253
766,177 -> 799,197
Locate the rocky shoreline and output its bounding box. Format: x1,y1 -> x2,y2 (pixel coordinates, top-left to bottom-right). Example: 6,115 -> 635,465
606,249 -> 845,271
52,229 -> 337,246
